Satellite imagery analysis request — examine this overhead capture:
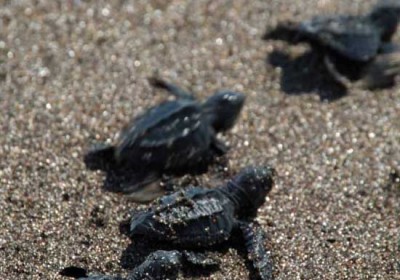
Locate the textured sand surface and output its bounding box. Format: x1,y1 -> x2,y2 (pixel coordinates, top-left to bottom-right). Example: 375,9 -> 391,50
1,0 -> 399,279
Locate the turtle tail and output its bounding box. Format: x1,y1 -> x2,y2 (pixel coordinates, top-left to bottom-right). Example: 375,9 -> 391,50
240,222 -> 274,280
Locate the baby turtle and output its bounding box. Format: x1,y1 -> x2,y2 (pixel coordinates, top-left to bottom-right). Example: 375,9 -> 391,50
72,166 -> 275,280
128,165 -> 275,279
265,2 -> 400,89
84,79 -> 245,202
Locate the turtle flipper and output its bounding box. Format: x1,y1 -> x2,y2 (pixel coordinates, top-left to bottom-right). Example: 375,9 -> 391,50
59,266 -> 88,278
129,250 -> 182,280
181,250 -> 220,267
128,250 -> 218,280
323,55 -> 352,88
149,77 -> 195,100
361,44 -> 400,89
78,275 -> 125,280
263,21 -> 307,43
84,143 -> 116,171
211,137 -> 229,156
59,266 -> 125,280
180,250 -> 220,278
240,222 -> 274,280
325,45 -> 400,90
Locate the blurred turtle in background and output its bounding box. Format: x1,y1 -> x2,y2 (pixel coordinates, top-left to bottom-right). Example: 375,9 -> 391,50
84,78 -> 245,203
265,1 -> 400,90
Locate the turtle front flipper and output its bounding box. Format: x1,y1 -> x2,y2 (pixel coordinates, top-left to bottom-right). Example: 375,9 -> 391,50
149,77 -> 196,100
239,222 -> 274,280
323,55 -> 352,89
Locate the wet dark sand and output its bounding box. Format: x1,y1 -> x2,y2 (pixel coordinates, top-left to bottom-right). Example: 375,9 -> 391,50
1,1 -> 399,279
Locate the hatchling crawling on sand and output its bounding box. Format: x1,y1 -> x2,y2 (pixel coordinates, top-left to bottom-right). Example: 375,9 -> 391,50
84,78 -> 245,202
265,2 -> 400,89
69,166 -> 276,280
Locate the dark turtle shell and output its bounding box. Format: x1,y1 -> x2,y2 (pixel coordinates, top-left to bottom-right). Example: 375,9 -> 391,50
129,186 -> 235,248
115,99 -> 212,173
298,15 -> 382,61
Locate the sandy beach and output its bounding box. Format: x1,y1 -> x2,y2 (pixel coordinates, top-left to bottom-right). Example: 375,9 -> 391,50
1,0 -> 399,279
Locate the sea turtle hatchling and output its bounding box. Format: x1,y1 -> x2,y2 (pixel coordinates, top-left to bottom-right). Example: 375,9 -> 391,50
74,166 -> 276,280
265,2 -> 400,89
84,79 -> 245,202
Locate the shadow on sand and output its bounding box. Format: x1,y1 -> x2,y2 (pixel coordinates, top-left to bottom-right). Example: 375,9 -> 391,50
263,26 -> 348,101
267,49 -> 348,101
83,144 -> 151,194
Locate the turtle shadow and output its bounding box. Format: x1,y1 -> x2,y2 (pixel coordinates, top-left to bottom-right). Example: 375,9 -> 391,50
267,49 -> 348,101
83,144 -> 136,192
100,167 -> 151,194
83,144 -> 174,198
263,25 -> 348,101
83,146 -> 228,195
83,151 -> 148,194
119,220 -> 261,279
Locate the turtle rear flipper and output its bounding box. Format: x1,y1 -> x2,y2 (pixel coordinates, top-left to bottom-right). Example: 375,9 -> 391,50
361,46 -> 400,89
130,250 -> 182,280
129,250 -> 218,280
181,250 -> 220,267
180,250 -> 220,278
149,77 -> 195,100
59,266 -> 88,278
324,46 -> 400,90
59,266 -> 124,280
84,143 -> 116,171
78,275 -> 124,280
240,222 -> 273,280
263,21 -> 309,43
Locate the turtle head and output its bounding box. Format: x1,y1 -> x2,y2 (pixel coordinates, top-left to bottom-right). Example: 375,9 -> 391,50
369,2 -> 400,41
203,91 -> 246,132
226,166 -> 275,217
